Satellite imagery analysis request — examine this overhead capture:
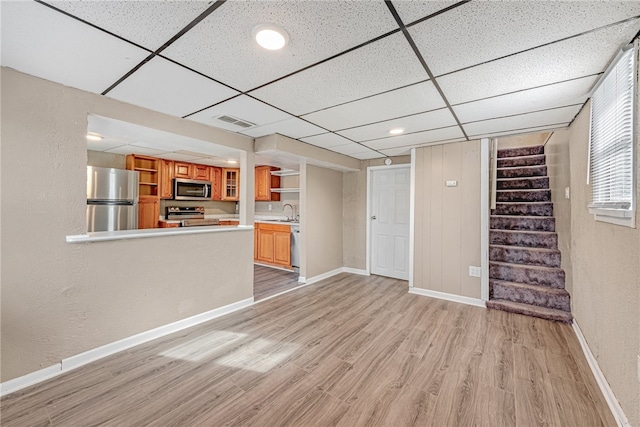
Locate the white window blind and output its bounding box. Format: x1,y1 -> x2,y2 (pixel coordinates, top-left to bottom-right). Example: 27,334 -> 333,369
589,46 -> 636,217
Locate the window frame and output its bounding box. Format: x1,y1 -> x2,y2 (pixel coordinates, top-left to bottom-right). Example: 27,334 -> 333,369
588,44 -> 637,228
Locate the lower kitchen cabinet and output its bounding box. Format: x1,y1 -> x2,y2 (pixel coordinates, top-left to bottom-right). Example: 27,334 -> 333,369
255,223 -> 291,268
219,220 -> 239,226
138,196 -> 159,229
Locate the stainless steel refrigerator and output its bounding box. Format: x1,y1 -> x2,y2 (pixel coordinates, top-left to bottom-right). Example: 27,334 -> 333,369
86,166 -> 139,232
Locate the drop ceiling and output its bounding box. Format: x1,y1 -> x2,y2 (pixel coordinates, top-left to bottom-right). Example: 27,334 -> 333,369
2,1 -> 639,160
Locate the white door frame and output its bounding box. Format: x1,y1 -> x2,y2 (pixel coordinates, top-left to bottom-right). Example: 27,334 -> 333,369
366,163 -> 412,280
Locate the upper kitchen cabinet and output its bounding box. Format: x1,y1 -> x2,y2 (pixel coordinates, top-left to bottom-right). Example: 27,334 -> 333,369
255,166 -> 281,201
126,154 -> 159,197
211,166 -> 222,201
159,158 -> 174,199
221,168 -> 239,201
174,161 -> 211,181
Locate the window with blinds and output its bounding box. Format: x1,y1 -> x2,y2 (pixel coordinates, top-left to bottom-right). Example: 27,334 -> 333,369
588,45 -> 636,224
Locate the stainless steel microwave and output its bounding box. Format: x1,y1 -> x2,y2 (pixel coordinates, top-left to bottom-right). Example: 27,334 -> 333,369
173,178 -> 212,200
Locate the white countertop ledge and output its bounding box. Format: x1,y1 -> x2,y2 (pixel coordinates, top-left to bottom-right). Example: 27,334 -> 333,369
66,225 -> 254,243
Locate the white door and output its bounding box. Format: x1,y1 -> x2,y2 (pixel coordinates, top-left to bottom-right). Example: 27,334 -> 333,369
370,166 -> 410,280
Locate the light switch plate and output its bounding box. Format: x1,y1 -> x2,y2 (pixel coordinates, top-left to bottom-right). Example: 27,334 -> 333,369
446,180 -> 458,187
468,266 -> 481,277
565,187 -> 570,199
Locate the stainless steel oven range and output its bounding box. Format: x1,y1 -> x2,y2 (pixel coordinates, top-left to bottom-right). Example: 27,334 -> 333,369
166,206 -> 220,227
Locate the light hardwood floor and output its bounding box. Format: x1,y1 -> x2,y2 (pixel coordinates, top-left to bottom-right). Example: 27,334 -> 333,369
1,273 -> 616,426
253,264 -> 300,301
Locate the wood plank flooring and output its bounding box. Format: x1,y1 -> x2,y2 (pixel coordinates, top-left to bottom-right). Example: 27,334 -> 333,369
253,264 -> 300,301
1,274 -> 616,426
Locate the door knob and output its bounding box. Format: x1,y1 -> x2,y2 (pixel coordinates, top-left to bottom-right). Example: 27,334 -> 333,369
371,215 -> 377,220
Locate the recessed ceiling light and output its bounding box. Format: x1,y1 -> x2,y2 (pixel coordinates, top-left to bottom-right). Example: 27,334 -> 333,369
86,133 -> 103,141
253,24 -> 289,50
389,128 -> 405,135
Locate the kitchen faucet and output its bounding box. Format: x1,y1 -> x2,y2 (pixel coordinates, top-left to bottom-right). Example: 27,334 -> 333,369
283,203 -> 294,221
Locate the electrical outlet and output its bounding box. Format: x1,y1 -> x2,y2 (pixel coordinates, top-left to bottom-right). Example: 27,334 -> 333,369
268,204 -> 272,211
468,266 -> 481,277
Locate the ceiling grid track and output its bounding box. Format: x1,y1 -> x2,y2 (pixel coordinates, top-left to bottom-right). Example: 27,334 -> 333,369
384,0 -> 470,141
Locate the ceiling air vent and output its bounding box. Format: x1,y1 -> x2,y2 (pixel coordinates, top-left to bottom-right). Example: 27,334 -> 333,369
214,114 -> 255,129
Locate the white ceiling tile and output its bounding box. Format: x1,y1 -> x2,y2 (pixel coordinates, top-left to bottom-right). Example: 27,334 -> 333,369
240,117 -> 325,139
107,57 -> 238,117
105,145 -> 167,156
300,133 -> 353,150
350,150 -> 385,160
330,143 -> 374,156
365,126 -> 465,150
163,0 -> 398,91
301,81 -> 445,131
250,32 -> 427,115
0,1 -> 149,94
462,106 -> 581,136
86,137 -> 127,152
379,147 -> 412,157
437,20 -> 640,104
45,0 -> 213,51
187,95 -> 291,132
189,158 -> 232,167
409,1 -> 640,76
468,124 -> 570,140
337,108 -> 457,142
154,152 -> 202,162
393,1 -> 461,25
453,76 -> 597,123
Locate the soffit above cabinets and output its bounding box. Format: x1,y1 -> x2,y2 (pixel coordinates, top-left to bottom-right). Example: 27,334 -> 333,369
3,1 -> 640,161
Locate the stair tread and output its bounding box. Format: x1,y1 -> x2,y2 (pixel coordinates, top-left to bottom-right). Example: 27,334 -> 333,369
490,279 -> 568,295
497,176 -> 548,181
495,201 -> 552,205
497,164 -> 547,170
498,154 -> 546,160
490,260 -> 563,273
496,189 -> 550,192
491,215 -> 554,218
487,299 -> 573,321
490,229 -> 556,235
489,244 -> 560,253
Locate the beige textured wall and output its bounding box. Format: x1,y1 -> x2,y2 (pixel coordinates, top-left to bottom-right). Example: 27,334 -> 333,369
542,129 -> 573,295
413,141 -> 481,298
304,165 -> 343,279
0,68 -> 254,382
87,150 -> 126,169
343,156 -> 410,270
567,99 -> 640,425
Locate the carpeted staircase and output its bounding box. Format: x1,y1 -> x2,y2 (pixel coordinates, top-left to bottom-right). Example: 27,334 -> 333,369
486,145 -> 573,323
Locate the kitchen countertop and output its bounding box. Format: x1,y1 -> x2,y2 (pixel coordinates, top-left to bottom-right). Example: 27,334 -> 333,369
158,215 -> 298,225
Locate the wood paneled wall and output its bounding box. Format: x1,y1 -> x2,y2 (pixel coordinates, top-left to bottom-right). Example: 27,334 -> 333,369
413,141 -> 481,298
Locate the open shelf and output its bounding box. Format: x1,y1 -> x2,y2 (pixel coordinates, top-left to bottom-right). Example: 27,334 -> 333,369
270,188 -> 299,193
270,169 -> 299,177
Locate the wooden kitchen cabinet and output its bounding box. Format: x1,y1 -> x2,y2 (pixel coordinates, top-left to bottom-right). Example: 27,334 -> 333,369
221,168 -> 240,201
138,196 -> 160,229
159,159 -> 174,199
159,221 -> 179,228
126,154 -> 159,197
219,220 -> 239,226
174,162 -> 192,179
211,167 -> 222,200
255,166 -> 281,201
193,164 -> 211,181
255,223 -> 291,268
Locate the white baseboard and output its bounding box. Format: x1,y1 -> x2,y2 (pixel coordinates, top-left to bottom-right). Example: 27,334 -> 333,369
408,287 -> 486,308
0,297 -> 254,397
572,321 -> 630,427
304,266 -> 369,285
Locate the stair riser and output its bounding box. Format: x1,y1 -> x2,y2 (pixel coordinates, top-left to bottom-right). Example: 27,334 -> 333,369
497,166 -> 547,178
497,190 -> 551,203
497,156 -> 546,168
497,177 -> 549,190
490,246 -> 561,267
490,231 -> 557,249
492,203 -> 553,216
490,216 -> 556,232
490,282 -> 570,311
486,300 -> 572,323
490,263 -> 565,288
497,146 -> 545,158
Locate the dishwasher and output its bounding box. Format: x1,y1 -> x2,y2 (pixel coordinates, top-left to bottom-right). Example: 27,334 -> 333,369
290,224 -> 300,274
